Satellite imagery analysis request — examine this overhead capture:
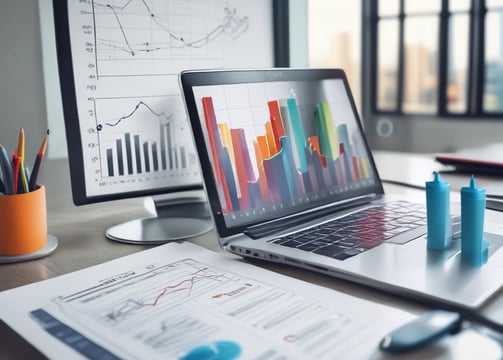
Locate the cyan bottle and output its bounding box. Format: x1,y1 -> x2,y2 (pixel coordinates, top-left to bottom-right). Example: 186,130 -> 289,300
461,176 -> 488,267
426,172 -> 452,250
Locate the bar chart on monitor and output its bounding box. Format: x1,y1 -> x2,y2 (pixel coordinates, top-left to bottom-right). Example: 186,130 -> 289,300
68,0 -> 273,197
93,96 -> 199,185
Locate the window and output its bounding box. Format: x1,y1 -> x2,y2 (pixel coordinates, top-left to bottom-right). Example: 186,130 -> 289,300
370,0 -> 503,117
484,0 -> 503,112
307,0 -> 361,110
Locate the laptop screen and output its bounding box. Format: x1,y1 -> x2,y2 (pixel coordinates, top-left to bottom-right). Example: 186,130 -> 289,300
180,68 -> 383,236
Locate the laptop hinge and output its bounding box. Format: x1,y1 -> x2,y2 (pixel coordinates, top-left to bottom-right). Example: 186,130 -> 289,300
244,194 -> 379,239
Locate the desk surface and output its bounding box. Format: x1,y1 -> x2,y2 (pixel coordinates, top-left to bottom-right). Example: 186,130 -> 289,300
2,151 -> 503,358
2,151 -> 440,299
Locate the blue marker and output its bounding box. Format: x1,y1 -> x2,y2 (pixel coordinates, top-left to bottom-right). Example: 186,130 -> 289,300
461,176 -> 488,267
425,172 -> 452,250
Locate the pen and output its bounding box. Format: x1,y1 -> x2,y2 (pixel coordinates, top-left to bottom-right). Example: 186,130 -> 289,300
29,130 -> 49,191
0,145 -> 13,195
18,164 -> 29,194
17,128 -> 24,158
17,128 -> 29,193
13,155 -> 19,194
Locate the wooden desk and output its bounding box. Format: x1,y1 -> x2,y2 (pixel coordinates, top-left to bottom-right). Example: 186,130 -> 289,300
1,154 -> 435,305
1,152 -> 502,358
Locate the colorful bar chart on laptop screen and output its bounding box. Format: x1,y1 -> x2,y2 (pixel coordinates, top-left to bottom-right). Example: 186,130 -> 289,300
194,80 -> 377,219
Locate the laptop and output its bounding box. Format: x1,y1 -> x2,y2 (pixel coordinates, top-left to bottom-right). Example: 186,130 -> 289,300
179,68 -> 503,310
435,142 -> 503,176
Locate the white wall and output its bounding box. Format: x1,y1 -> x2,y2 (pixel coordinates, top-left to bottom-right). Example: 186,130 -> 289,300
0,0 -> 69,193
288,0 -> 309,67
0,0 -> 48,161
366,115 -> 503,153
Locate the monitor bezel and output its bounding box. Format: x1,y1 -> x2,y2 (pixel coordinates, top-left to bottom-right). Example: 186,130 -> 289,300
53,1 -> 204,206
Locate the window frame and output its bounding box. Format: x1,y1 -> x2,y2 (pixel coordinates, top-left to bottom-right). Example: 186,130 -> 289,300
364,0 -> 503,120
273,0 -> 290,67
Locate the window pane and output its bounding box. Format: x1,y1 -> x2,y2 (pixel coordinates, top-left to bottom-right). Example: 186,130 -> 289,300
403,17 -> 439,113
484,11 -> 503,112
449,0 -> 470,12
447,14 -> 469,113
379,0 -> 400,16
405,0 -> 440,14
487,0 -> 503,9
377,19 -> 399,111
308,0 -> 361,109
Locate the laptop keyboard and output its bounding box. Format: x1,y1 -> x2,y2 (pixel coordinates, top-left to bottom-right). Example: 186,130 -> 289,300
270,201 -> 428,261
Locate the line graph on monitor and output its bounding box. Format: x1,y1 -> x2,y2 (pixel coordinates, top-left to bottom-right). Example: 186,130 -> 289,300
91,0 -> 250,77
71,0 -> 260,198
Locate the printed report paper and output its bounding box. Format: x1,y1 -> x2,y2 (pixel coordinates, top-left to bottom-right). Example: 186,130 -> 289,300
0,242 -> 415,359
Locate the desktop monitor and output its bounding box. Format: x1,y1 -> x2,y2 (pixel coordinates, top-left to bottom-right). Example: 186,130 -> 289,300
51,0 -> 274,243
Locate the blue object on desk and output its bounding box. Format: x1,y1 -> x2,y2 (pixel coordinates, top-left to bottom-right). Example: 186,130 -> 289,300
426,172 -> 452,250
461,176 -> 488,267
379,310 -> 462,354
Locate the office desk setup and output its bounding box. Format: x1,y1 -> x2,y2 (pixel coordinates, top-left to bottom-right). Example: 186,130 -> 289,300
1,151 -> 503,359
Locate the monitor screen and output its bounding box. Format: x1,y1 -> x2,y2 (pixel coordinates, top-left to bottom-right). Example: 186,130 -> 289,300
180,69 -> 383,237
52,0 -> 274,242
192,77 -> 380,229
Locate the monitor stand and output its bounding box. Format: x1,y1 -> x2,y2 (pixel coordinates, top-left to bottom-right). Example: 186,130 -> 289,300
105,190 -> 213,244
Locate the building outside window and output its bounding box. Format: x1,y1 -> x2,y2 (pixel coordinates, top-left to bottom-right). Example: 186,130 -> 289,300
307,0 -> 361,110
372,0 -> 503,117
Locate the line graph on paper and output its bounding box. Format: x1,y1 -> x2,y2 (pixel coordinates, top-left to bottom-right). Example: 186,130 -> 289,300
50,260 -> 240,333
31,259 -> 264,357
92,0 -> 250,77
29,257 -> 371,358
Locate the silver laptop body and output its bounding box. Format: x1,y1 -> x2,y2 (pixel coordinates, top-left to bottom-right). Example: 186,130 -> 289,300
179,68 -> 503,310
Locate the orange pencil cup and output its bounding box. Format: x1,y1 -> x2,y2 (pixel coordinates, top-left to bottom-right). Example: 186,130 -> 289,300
0,185 -> 47,256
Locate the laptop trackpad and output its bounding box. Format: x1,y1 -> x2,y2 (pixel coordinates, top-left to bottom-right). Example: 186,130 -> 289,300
486,232 -> 503,258
385,226 -> 427,245
385,225 -> 503,262
423,231 -> 503,263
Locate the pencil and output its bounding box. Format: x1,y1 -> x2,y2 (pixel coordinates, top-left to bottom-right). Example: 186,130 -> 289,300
13,155 -> 19,194
29,130 -> 49,191
16,128 -> 29,193
17,128 -> 25,159
0,145 -> 13,195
